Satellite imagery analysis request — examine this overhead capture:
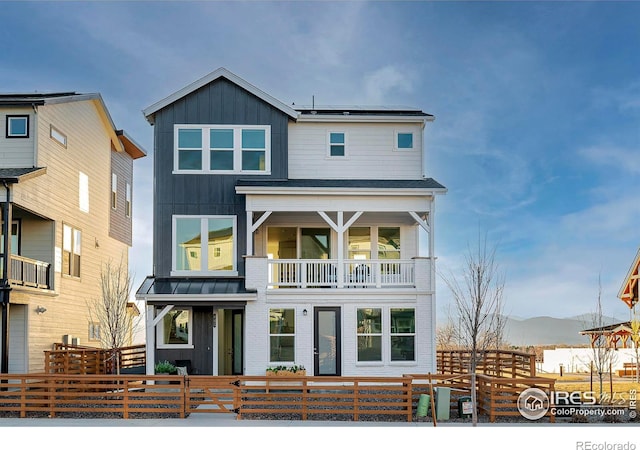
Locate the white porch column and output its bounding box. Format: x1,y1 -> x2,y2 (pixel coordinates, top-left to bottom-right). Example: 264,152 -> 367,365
145,304 -> 155,375
318,211 -> 363,288
246,211 -> 272,256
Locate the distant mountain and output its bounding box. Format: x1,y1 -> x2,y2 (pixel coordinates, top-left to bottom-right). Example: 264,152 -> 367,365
503,314 -> 625,347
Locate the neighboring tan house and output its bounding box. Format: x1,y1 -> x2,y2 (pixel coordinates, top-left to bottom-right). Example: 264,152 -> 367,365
0,92 -> 146,373
136,68 -> 446,376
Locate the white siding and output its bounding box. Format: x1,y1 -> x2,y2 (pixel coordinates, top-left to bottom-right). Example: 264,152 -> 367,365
288,122 -> 424,180
0,108 -> 36,167
244,292 -> 435,377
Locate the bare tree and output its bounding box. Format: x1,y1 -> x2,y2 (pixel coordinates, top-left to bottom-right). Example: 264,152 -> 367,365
585,275 -> 618,399
440,232 -> 506,373
631,310 -> 640,383
87,256 -> 139,374
436,320 -> 459,351
440,232 -> 506,425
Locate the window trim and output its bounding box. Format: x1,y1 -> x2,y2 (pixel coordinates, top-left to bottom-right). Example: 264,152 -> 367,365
327,131 -> 347,158
50,125 -> 67,147
62,223 -> 82,279
173,124 -> 271,174
394,131 -> 415,151
268,308 -> 296,364
156,307 -> 194,349
171,215 -> 238,276
6,115 -> 29,138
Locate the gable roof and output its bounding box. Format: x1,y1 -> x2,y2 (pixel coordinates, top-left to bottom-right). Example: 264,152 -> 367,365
618,247 -> 640,308
0,92 -> 147,160
142,67 -> 299,124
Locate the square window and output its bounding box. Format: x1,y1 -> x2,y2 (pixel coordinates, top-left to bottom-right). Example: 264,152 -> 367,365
6,115 -> 29,138
173,215 -> 237,274
157,308 -> 192,348
397,132 -> 413,150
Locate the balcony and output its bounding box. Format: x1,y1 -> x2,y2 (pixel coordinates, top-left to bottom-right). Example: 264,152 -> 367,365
246,256 -> 432,291
1,254 -> 52,290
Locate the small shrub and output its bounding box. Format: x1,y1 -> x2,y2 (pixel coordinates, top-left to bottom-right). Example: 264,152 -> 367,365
154,360 -> 177,374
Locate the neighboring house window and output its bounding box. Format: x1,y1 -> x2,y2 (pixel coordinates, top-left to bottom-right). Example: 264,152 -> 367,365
174,125 -> 271,174
357,308 -> 382,362
111,174 -> 118,209
0,220 -> 20,255
6,115 -> 29,138
395,132 -> 414,150
269,308 -> 295,363
62,224 -> 81,278
390,308 -> 415,361
79,172 -> 89,213
328,132 -> 345,157
50,125 -> 67,147
172,215 -> 237,275
89,322 -> 101,341
157,307 -> 192,348
125,183 -> 132,217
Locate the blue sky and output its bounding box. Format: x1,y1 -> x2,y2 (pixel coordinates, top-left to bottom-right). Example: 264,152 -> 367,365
3,1 -> 639,322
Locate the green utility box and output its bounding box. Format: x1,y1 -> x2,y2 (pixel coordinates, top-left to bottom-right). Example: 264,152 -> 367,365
417,394 -> 431,417
434,387 -> 451,420
458,396 -> 473,419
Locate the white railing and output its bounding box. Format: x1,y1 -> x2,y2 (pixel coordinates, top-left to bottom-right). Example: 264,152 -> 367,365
267,259 -> 416,288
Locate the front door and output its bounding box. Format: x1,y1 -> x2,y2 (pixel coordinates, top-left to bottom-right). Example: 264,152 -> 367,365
314,307 -> 341,376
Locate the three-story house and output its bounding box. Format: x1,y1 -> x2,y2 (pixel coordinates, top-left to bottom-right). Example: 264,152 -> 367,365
137,68 -> 445,376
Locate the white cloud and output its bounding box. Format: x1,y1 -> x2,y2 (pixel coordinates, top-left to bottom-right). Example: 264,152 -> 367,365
579,145 -> 640,175
363,66 -> 414,104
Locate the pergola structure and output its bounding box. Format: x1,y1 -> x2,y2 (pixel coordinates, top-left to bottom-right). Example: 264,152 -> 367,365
579,322 -> 632,349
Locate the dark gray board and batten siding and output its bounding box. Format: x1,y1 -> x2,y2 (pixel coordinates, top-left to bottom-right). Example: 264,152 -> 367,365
151,77 -> 291,277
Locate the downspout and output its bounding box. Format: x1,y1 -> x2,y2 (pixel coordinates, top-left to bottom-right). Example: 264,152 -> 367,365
1,180 -> 12,375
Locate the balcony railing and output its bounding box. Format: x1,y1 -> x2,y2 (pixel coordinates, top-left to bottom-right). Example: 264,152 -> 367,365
1,254 -> 52,290
267,259 -> 416,288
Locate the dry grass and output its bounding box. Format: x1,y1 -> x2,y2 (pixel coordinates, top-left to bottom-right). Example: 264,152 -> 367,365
538,372 -> 640,405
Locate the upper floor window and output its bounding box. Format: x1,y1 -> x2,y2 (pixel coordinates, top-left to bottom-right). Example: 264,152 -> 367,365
79,172 -> 89,213
172,215 -> 237,275
62,223 -> 82,278
111,174 -> 118,210
6,115 -> 29,138
328,132 -> 346,157
125,183 -> 132,218
174,125 -> 271,174
50,125 -> 67,147
395,132 -> 414,150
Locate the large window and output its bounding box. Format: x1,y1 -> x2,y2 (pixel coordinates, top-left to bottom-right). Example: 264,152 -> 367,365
175,125 -> 270,174
6,115 -> 28,138
390,308 -> 415,361
62,224 -> 81,278
357,308 -> 382,362
157,307 -> 192,348
269,308 -> 295,362
173,216 -> 237,275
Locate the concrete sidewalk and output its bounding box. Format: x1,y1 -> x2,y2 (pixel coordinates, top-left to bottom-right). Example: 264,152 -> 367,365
0,413 -> 435,427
